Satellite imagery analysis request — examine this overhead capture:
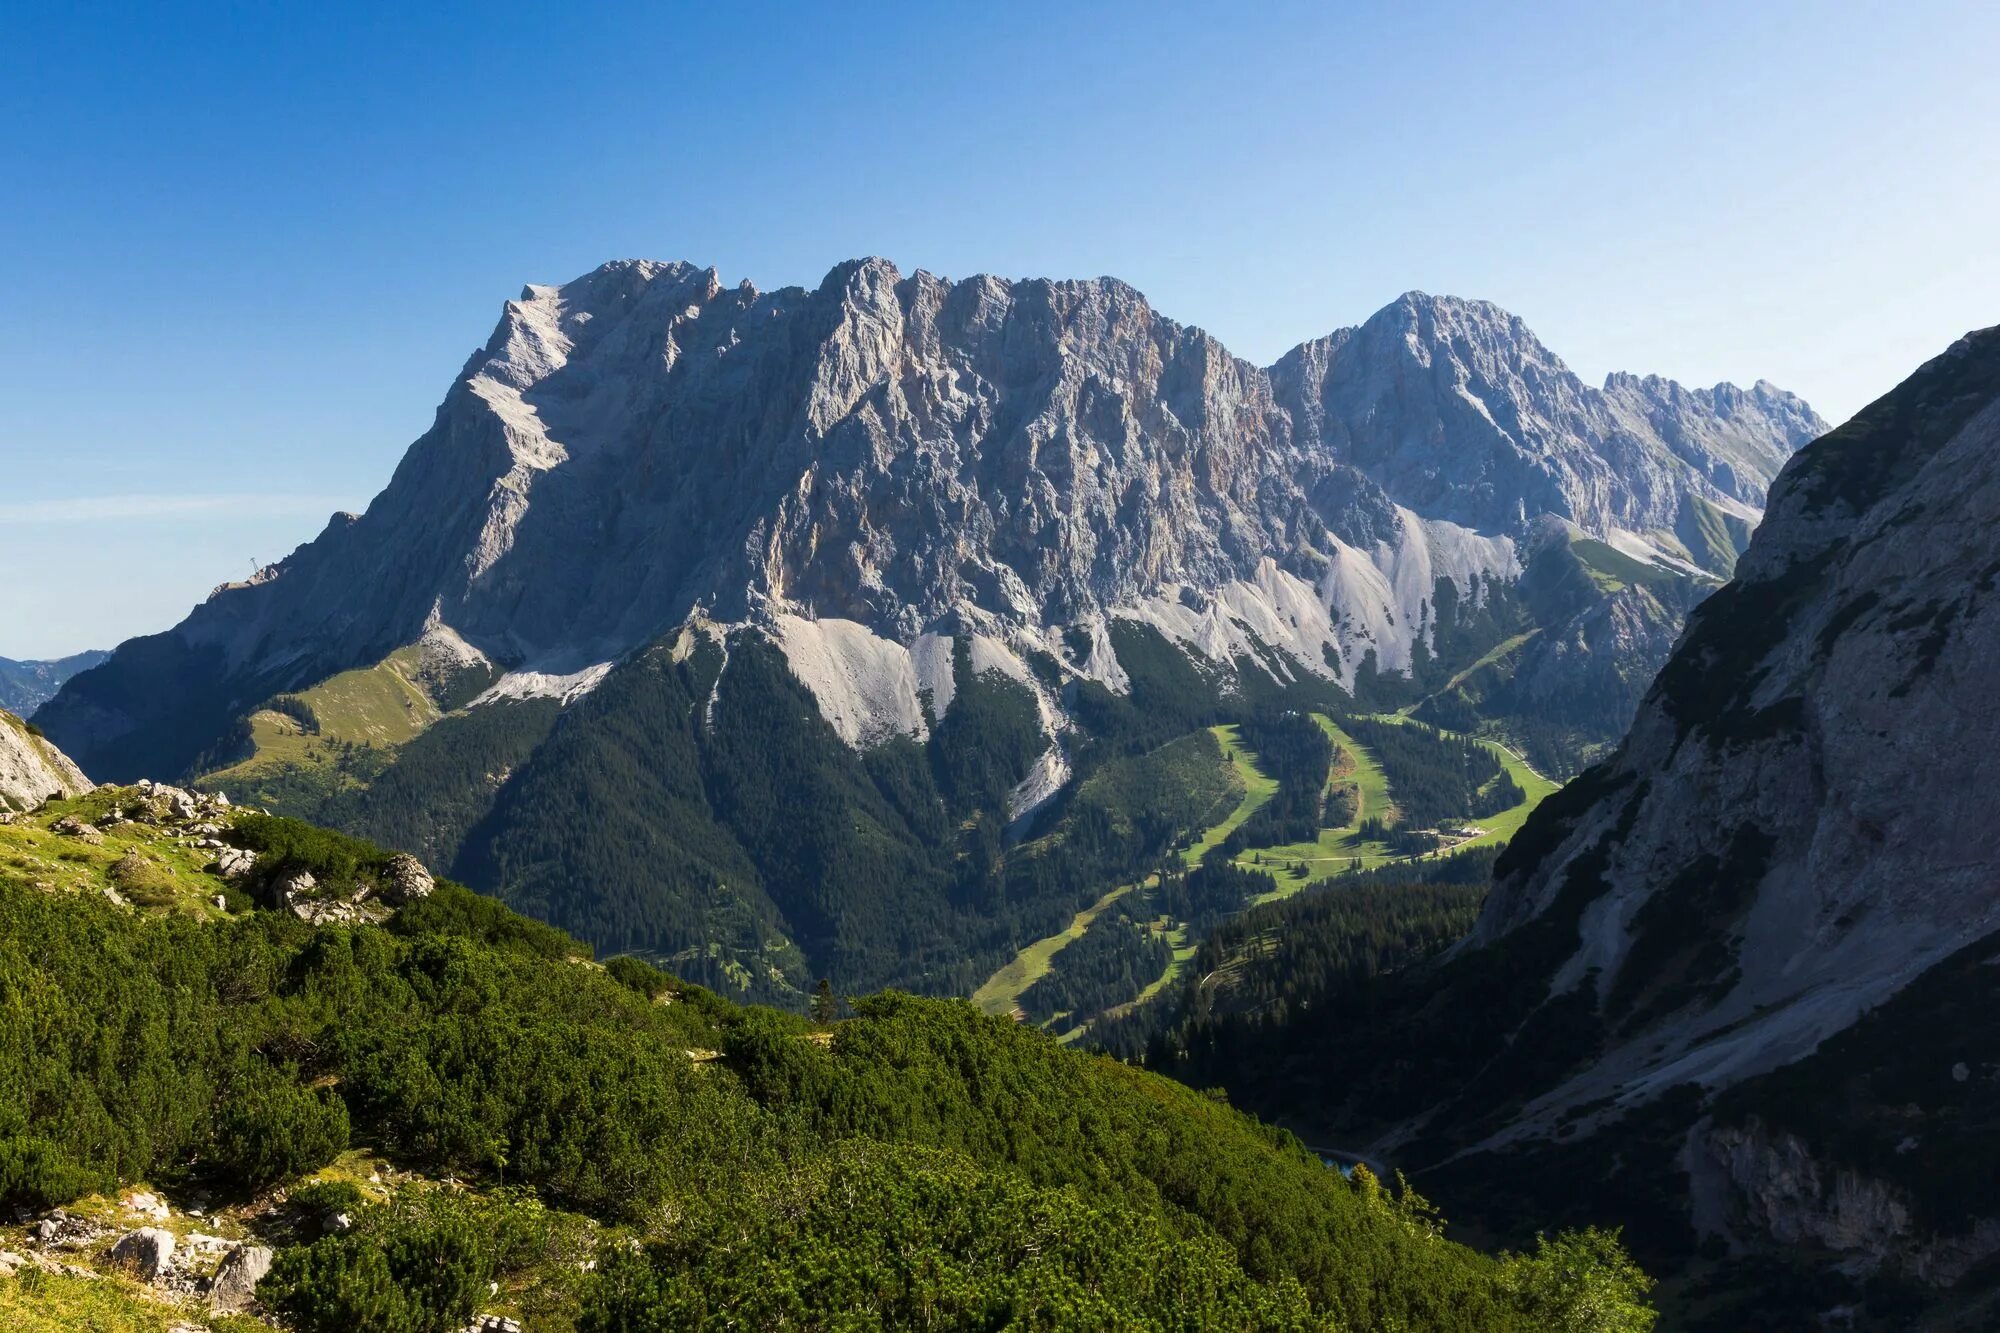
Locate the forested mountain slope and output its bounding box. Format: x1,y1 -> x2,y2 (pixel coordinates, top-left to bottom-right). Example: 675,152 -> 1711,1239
35,259 -> 1820,998
0,778 -> 1653,1330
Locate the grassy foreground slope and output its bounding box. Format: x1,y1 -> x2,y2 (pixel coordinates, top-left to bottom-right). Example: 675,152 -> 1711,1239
0,787 -> 1652,1330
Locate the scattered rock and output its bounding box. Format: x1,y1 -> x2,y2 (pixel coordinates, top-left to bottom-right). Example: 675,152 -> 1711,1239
51,815 -> 105,845
207,1242 -> 273,1312
109,1226 -> 175,1282
464,1317 -> 524,1333
381,853 -> 435,906
1952,1062 -> 1970,1083
213,846 -> 259,880
30,1210 -> 106,1249
123,1189 -> 170,1220
0,1251 -> 22,1276
275,869 -> 317,909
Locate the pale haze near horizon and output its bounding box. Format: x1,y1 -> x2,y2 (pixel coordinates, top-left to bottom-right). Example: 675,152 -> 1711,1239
3,0 -> 1996,659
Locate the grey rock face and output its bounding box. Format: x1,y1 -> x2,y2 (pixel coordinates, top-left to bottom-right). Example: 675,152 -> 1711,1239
0,710 -> 91,812
1269,293 -> 1823,537
207,1242 -> 273,1311
109,1226 -> 175,1283
381,852 -> 435,905
213,846 -> 259,880
38,260 -> 1820,778
1471,326 -> 2000,1137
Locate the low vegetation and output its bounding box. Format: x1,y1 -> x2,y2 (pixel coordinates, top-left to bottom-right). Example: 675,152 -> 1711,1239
0,788 -> 1655,1329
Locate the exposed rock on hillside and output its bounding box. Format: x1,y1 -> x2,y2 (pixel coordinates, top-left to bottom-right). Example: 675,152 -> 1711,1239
1470,325 -> 2000,1134
0,709 -> 92,812
1319,324 -> 2000,1313
38,260 -> 1820,782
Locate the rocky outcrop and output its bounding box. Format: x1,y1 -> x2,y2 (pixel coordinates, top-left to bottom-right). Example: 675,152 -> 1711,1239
1463,326 -> 2000,1139
0,710 -> 92,812
206,1241 -> 273,1311
37,260 -> 1819,780
381,852 -> 435,905
108,1226 -> 175,1282
1692,1118 -> 2000,1286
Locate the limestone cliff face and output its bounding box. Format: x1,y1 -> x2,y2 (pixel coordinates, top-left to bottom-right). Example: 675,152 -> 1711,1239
0,711 -> 92,812
1468,325 -> 2000,1137
1269,293 -> 1820,537
37,260 -> 1819,780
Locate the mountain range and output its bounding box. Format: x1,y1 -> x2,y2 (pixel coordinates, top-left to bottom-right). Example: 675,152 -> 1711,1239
0,650 -> 107,717
1122,322 -> 2000,1330
35,260 -> 1824,997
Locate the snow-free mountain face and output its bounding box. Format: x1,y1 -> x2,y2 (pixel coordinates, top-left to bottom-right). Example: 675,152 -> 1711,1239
1468,325 -> 2000,1133
38,259 -> 1821,783
1269,292 -> 1818,539
1297,324 -> 2000,1301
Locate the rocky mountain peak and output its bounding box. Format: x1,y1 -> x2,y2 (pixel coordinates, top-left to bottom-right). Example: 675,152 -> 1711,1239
37,258 -> 1822,780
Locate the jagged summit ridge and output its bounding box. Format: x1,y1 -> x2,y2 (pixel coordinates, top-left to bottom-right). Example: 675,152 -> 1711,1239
38,258 -> 1822,777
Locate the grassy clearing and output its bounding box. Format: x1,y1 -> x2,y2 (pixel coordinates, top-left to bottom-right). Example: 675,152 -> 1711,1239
1231,712 -> 1558,886
1233,714 -> 1400,888
201,644 -> 447,793
971,879 -> 1145,1018
0,1268 -> 193,1332
0,789 -> 235,917
1360,712 -> 1559,854
975,711 -> 1562,1026
1181,724 -> 1276,867
975,729 -> 1256,1019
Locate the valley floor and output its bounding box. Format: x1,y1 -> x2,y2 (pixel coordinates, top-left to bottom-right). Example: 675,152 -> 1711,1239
970,711 -> 1557,1040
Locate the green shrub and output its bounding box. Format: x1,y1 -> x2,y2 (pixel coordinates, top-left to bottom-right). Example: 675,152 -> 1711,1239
267,1193 -> 502,1333
233,813 -> 386,892
211,1064 -> 349,1189
605,952 -> 670,997
577,1142 -> 1321,1332
1498,1228 -> 1657,1333
268,1235 -> 418,1333
289,1177 -> 366,1226
0,1134 -> 107,1211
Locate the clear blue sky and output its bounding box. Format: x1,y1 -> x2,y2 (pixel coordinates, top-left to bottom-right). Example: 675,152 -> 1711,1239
4,0 -> 1996,657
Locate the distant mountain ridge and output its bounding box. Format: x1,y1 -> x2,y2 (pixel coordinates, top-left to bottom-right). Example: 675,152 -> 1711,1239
0,650 -> 108,717
39,259 -> 1821,784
